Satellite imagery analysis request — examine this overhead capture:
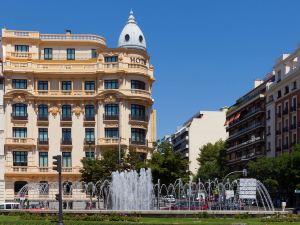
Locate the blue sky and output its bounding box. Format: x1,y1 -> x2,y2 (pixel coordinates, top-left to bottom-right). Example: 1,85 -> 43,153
1,0 -> 300,138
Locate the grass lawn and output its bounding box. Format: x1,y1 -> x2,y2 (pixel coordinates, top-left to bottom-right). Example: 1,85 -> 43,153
0,215 -> 298,225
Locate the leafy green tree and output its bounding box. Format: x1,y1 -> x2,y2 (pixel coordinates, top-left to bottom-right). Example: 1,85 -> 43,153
147,141 -> 190,184
195,140 -> 228,181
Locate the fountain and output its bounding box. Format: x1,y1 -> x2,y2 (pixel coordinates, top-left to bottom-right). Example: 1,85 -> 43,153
16,169 -> 274,212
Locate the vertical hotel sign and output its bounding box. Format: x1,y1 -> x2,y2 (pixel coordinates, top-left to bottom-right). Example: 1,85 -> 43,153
239,178 -> 257,199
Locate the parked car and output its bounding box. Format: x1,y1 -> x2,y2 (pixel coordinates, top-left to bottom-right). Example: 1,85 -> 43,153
0,202 -> 20,210
163,195 -> 176,204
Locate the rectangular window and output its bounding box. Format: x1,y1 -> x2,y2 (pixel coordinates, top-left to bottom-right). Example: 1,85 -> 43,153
267,110 -> 271,119
13,151 -> 28,166
61,81 -> 72,91
105,128 -> 119,138
104,80 -> 118,89
67,48 -> 75,60
38,81 -> 48,90
39,152 -> 48,168
131,80 -> 145,90
85,105 -> 95,119
285,86 -> 289,95
85,151 -> 95,159
12,103 -> 27,117
85,128 -> 95,142
44,48 -> 53,60
91,49 -> 97,59
131,104 -> 145,116
12,79 -> 27,89
15,45 -> 29,52
131,128 -> 146,144
38,104 -> 48,119
62,152 -> 72,168
62,128 -> 71,142
13,128 -> 27,138
104,56 -> 118,62
84,81 -> 95,90
277,90 -> 282,99
62,105 -> 72,120
277,70 -> 281,83
104,104 -> 119,116
38,128 -> 48,142
293,81 -> 297,90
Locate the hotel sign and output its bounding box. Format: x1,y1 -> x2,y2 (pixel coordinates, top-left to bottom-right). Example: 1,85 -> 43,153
130,57 -> 146,65
239,178 -> 257,199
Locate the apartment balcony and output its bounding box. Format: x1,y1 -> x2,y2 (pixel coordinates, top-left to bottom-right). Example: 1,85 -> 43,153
226,136 -> 264,153
123,89 -> 152,100
83,116 -> 95,126
290,105 -> 297,112
227,108 -> 264,130
283,144 -> 289,150
61,116 -> 72,126
37,138 -> 49,145
276,112 -> 282,118
276,146 -> 282,152
227,122 -> 264,141
5,166 -> 81,176
61,138 -> 72,146
227,152 -> 262,166
5,138 -> 35,146
37,115 -> 49,125
129,114 -> 149,122
290,124 -> 297,130
97,138 -> 126,146
103,114 -> 119,121
276,130 -> 282,135
35,90 -> 96,97
283,127 -> 289,133
129,138 -> 148,146
84,138 -> 95,146
283,108 -> 289,115
6,52 -> 34,59
11,113 -> 28,121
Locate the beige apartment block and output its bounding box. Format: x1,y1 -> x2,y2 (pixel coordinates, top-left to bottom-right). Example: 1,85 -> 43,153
0,11 -> 156,202
164,109 -> 228,175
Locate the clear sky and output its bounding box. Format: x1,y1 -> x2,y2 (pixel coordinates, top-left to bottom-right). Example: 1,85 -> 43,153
1,0 -> 300,138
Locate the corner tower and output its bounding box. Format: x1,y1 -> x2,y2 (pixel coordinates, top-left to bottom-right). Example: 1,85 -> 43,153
118,10 -> 147,51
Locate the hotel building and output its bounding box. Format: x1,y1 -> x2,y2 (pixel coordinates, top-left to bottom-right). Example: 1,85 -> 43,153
0,11 -> 156,203
164,109 -> 228,175
266,45 -> 300,157
225,77 -> 274,170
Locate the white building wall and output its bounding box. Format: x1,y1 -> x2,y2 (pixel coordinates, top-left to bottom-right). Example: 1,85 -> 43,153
185,110 -> 227,175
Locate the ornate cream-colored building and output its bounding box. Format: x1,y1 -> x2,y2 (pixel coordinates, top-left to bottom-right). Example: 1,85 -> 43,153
0,11 -> 156,202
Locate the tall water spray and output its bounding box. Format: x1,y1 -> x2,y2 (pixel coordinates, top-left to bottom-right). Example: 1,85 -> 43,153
111,168 -> 153,210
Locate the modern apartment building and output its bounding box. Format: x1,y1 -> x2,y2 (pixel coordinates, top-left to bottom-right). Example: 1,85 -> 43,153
0,11 -> 156,202
165,109 -> 228,175
225,76 -> 274,170
266,45 -> 300,157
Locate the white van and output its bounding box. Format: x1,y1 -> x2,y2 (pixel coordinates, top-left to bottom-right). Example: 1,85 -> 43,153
0,202 -> 20,210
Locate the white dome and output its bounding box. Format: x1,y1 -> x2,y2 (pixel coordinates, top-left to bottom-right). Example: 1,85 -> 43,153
118,10 -> 147,51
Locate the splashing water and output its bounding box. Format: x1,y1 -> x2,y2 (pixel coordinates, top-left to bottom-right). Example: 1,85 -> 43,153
111,168 -> 153,210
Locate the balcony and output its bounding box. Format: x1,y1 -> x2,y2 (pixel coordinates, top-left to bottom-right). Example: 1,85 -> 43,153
129,138 -> 148,146
5,166 -> 81,175
6,52 -> 34,59
97,138 -> 126,146
227,122 -> 264,141
290,105 -> 297,112
61,116 -> 72,121
37,115 -> 48,121
276,112 -> 282,118
5,138 -> 35,146
11,113 -> 28,121
129,114 -> 148,122
283,127 -> 289,133
227,108 -> 264,129
84,138 -> 95,146
276,146 -> 282,151
276,130 -> 282,135
283,108 -> 289,115
61,138 -> 72,145
38,138 -> 49,145
83,116 -> 95,126
290,124 -> 297,130
226,136 -> 263,152
283,144 -> 289,150
34,90 -> 96,97
61,116 -> 72,126
103,114 -> 119,121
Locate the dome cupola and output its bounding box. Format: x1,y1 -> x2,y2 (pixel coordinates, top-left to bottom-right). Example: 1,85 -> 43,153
118,10 -> 147,51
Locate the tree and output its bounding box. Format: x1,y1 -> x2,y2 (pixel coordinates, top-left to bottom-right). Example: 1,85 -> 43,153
195,140 -> 228,181
147,141 -> 190,185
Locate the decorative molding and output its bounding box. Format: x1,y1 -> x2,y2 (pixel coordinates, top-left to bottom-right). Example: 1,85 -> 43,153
105,123 -> 118,128
73,106 -> 83,117
104,95 -> 117,104
12,95 -> 26,103
49,106 -> 60,117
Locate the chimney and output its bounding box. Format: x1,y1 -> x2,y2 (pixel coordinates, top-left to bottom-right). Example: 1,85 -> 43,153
254,79 -> 263,88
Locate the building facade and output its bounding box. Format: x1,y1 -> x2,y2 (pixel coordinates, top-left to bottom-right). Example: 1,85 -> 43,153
266,46 -> 300,157
0,11 -> 156,202
165,109 -> 228,175
0,47 -> 5,203
225,77 -> 274,170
